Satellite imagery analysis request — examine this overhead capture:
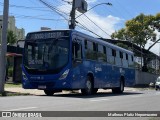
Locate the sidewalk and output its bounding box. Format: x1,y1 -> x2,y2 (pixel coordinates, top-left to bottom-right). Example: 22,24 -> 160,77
5,87 -> 139,96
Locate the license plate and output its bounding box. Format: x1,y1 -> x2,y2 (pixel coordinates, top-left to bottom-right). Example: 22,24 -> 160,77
38,85 -> 46,89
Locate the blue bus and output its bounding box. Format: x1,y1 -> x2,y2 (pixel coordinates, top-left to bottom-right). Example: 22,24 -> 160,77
22,30 -> 135,95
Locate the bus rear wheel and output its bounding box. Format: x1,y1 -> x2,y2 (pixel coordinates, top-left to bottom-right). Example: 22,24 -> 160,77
44,90 -> 54,96
93,88 -> 98,94
81,76 -> 93,95
112,80 -> 124,94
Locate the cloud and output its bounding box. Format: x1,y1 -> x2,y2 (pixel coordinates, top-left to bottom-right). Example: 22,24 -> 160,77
86,0 -> 97,3
58,1 -> 123,38
145,32 -> 160,56
76,11 -> 123,38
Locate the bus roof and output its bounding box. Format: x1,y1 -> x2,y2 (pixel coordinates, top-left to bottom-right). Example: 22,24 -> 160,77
26,29 -> 133,55
71,29 -> 133,55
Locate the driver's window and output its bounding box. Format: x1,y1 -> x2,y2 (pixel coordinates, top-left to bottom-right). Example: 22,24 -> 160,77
72,41 -> 82,60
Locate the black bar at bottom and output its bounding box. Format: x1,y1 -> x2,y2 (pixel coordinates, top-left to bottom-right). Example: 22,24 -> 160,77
0,111 -> 160,117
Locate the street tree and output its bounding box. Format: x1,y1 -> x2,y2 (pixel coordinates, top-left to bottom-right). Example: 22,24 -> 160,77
7,30 -> 17,45
111,28 -> 131,41
116,42 -> 130,50
112,13 -> 156,48
111,13 -> 160,71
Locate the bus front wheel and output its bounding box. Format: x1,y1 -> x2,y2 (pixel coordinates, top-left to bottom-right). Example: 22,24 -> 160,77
81,76 -> 93,95
44,90 -> 54,96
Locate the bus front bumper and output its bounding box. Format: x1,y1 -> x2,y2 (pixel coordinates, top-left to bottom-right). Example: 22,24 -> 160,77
22,79 -> 71,90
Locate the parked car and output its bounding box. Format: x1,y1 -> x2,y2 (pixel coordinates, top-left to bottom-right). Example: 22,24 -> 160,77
155,77 -> 160,90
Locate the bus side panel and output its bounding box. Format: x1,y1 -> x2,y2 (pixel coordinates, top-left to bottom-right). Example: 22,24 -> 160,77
71,60 -> 97,89
108,67 -> 135,88
71,63 -> 86,89
94,63 -> 112,88
124,68 -> 135,86
110,66 -> 119,88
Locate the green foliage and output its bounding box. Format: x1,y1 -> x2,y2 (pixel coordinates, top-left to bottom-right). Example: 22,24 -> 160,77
111,28 -> 131,41
8,67 -> 13,77
7,30 -> 17,45
111,13 -> 158,48
116,43 -> 129,49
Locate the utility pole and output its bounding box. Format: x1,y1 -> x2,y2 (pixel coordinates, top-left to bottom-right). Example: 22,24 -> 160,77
69,0 -> 76,29
0,0 -> 9,94
69,0 -> 87,29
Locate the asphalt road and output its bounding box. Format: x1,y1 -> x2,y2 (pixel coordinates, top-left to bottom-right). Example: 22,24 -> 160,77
0,89 -> 160,120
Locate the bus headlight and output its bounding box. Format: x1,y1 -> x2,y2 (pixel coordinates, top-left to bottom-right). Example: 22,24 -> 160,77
59,69 -> 70,80
22,72 -> 28,81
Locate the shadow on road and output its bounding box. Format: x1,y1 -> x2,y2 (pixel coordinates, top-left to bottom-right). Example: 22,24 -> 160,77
38,91 -> 143,99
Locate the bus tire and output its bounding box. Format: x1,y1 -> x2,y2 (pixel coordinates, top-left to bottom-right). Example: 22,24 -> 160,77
81,76 -> 93,95
119,80 -> 124,93
93,88 -> 98,94
44,90 -> 54,96
112,80 -> 124,94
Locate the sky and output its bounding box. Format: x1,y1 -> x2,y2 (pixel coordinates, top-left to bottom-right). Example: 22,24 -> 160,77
0,0 -> 160,54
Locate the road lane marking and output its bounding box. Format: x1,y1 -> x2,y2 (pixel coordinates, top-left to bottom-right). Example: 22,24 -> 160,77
3,107 -> 37,111
90,99 -> 109,102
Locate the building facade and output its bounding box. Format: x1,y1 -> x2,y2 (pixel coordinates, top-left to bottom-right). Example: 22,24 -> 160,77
0,15 -> 25,43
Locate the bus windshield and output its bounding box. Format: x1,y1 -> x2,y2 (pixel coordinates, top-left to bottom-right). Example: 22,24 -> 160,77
24,37 -> 69,74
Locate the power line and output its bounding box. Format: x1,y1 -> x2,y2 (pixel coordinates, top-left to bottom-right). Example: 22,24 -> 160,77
10,0 -> 110,39
38,0 -> 69,21
0,2 -> 46,8
83,14 -> 111,38
0,10 -> 65,21
77,22 -> 104,39
13,14 -> 65,21
77,17 -> 93,32
51,0 -> 71,14
61,0 -> 72,4
0,2 -> 70,15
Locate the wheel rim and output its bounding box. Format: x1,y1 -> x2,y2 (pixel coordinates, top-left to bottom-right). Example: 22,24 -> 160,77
120,81 -> 124,91
86,80 -> 92,93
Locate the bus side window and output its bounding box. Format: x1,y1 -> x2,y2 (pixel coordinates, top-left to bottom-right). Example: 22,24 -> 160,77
120,51 -> 123,66
85,40 -> 97,60
72,41 -> 82,60
128,55 -> 134,68
122,53 -> 128,67
115,50 -> 122,66
107,48 -> 113,64
97,44 -> 107,62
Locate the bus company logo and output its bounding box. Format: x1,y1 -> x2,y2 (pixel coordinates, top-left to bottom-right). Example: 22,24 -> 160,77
2,112 -> 11,117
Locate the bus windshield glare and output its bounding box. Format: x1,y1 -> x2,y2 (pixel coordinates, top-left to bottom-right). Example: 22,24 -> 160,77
24,37 -> 69,74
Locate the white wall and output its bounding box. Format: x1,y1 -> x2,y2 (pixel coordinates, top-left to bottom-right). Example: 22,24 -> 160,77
135,70 -> 159,85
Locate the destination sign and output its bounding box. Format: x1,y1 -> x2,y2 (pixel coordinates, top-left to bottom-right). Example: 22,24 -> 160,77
26,31 -> 69,40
